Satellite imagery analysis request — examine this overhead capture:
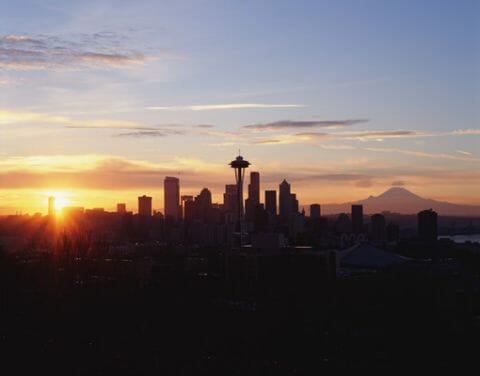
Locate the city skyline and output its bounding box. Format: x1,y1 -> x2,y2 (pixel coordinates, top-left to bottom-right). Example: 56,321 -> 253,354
1,0 -> 479,214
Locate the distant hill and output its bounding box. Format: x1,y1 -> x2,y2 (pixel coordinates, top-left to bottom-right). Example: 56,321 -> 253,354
321,187 -> 480,216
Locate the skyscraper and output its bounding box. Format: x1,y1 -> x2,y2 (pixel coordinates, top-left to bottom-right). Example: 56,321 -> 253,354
48,196 -> 55,216
245,171 -> 260,221
223,184 -> 237,213
310,204 -> 321,219
248,171 -> 260,205
418,209 -> 437,242
164,176 -> 180,219
181,195 -> 193,219
291,193 -> 299,213
370,213 -> 386,242
229,155 -> 250,221
279,179 -> 291,221
351,204 -> 363,234
265,190 -> 277,215
138,195 -> 152,216
117,203 -> 126,214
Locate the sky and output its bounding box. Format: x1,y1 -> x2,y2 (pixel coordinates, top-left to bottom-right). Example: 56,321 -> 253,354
0,0 -> 479,214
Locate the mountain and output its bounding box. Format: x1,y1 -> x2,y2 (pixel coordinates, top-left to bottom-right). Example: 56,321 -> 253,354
321,187 -> 480,216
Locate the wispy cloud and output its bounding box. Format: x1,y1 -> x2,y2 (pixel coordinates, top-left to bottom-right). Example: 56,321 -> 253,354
116,129 -> 186,137
0,32 -> 173,70
456,150 -> 472,156
451,128 -> 480,135
243,119 -> 368,131
0,109 -> 153,130
148,103 -> 306,111
364,147 -> 480,162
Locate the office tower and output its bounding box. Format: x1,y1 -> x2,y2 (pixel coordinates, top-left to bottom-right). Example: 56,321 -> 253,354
265,190 -> 277,215
117,203 -> 126,214
138,195 -> 152,216
279,179 -> 291,220
248,172 -> 260,205
48,196 -> 55,216
164,176 -> 180,219
195,188 -> 212,222
370,213 -> 386,242
291,193 -> 299,213
418,209 -> 438,242
310,204 -> 321,219
351,204 -> 363,234
181,195 -> 193,219
245,171 -> 260,221
223,184 -> 237,213
229,155 -> 250,221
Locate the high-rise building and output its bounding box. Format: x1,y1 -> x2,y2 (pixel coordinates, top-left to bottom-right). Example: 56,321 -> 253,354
370,213 -> 386,242
223,184 -> 237,213
265,190 -> 277,215
279,179 -> 291,220
418,209 -> 437,242
291,193 -> 299,213
351,204 -> 363,234
248,172 -> 260,205
195,188 -> 212,222
117,203 -> 126,214
310,204 -> 321,219
164,177 -> 180,219
181,195 -> 193,219
138,195 -> 152,216
48,196 -> 55,216
245,172 -> 260,221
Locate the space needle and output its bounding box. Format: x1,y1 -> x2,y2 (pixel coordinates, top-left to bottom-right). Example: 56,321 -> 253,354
229,154 -> 250,224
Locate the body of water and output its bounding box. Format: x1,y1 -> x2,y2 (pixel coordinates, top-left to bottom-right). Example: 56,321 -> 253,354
438,234 -> 480,243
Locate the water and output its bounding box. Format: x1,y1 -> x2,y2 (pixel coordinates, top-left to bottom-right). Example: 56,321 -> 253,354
438,234 -> 480,244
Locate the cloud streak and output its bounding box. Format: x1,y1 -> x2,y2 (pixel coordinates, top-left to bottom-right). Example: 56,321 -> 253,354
0,32 -> 172,70
243,119 -> 368,130
148,103 -> 306,111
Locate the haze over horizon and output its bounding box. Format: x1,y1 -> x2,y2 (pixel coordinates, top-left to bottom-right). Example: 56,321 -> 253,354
1,0 -> 479,214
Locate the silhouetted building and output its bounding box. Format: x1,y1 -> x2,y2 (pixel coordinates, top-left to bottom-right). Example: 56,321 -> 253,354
351,204 -> 364,234
181,195 -> 193,219
48,196 -> 55,216
370,213 -> 386,242
334,213 -> 351,235
279,179 -> 291,221
194,188 -> 212,222
117,203 -> 126,214
164,177 -> 180,219
386,222 -> 400,242
291,193 -> 299,213
310,204 -> 320,219
265,190 -> 277,215
418,209 -> 437,242
245,172 -> 260,221
248,171 -> 260,204
223,184 -> 237,213
138,195 -> 152,217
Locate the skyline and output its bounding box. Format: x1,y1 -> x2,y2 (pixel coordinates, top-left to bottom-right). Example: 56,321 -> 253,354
1,0 -> 479,214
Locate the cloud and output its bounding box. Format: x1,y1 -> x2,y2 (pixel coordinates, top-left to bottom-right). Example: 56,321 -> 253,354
364,147 -> 480,162
0,155 -> 228,190
0,32 -> 173,70
116,129 -> 186,137
252,130 -> 424,145
243,119 -> 368,131
456,150 -> 472,156
148,103 -> 306,111
391,180 -> 406,186
297,130 -> 423,141
0,109 -> 153,130
451,129 -> 480,135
